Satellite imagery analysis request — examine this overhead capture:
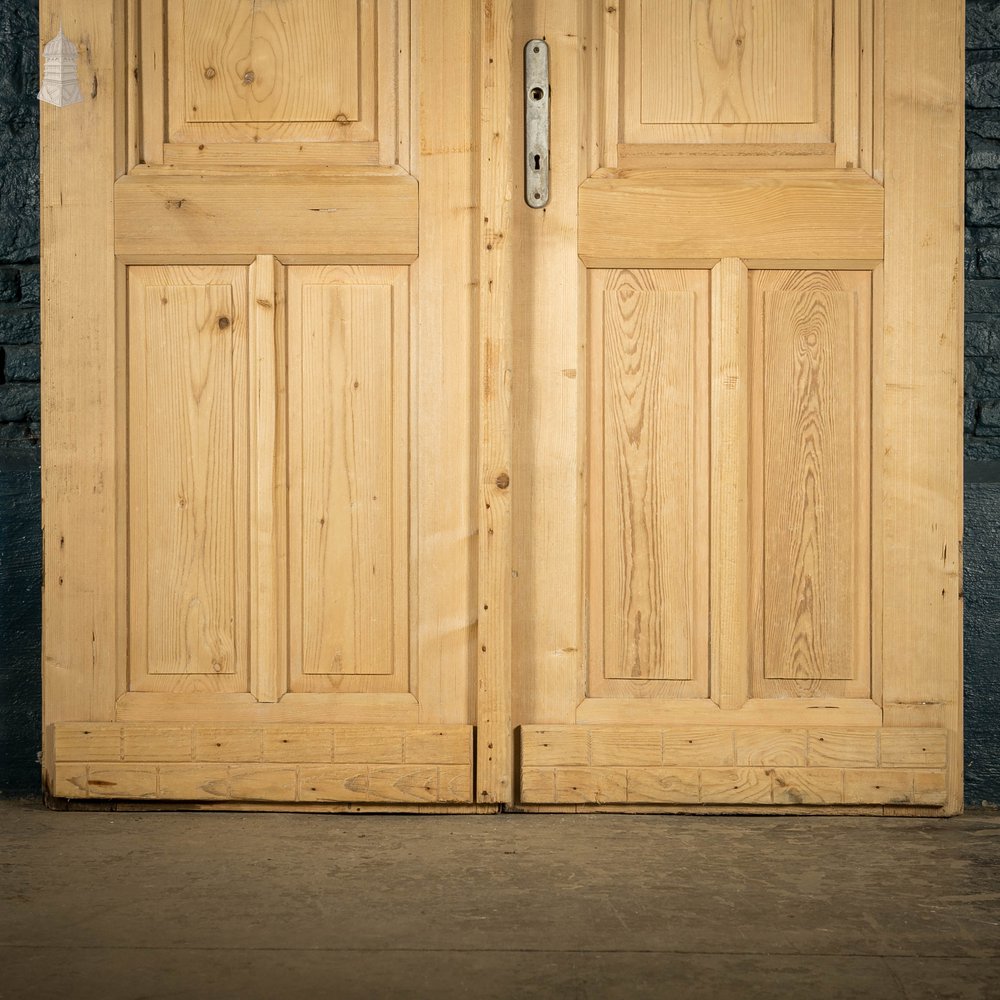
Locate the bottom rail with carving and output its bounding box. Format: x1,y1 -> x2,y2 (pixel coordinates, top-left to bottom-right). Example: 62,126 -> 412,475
46,723 -> 474,804
519,725 -> 948,807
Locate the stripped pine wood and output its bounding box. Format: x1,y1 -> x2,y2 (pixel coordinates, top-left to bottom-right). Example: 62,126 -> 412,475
40,0 -> 119,782
51,717 -> 474,803
138,0 -> 165,165
637,0 -> 824,126
411,0 -> 478,726
834,0 -> 862,169
510,0 -> 588,756
114,174 -> 419,259
880,0 -> 964,815
179,0 -> 360,126
248,256 -> 287,704
160,0 -> 381,148
574,697 -> 883,728
595,0 -> 875,168
588,270 -> 709,695
53,763 -> 473,804
113,691 -> 422,724
710,259 -> 750,711
127,267 -> 250,694
476,0 -> 515,805
51,723 -> 472,764
519,764 -> 946,807
42,1 -> 964,812
286,266 -> 408,693
521,725 -> 948,777
750,271 -> 871,698
615,144 -> 838,170
579,171 -> 884,265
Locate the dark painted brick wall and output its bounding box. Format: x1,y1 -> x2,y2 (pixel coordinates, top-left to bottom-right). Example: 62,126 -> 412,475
966,1 -> 1000,808
0,0 -> 39,796
1,2 -> 999,802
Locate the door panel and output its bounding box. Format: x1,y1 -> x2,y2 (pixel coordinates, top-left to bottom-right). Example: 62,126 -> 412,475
287,267 -> 408,692
588,269 -> 709,695
752,270 -> 871,696
127,266 -> 250,693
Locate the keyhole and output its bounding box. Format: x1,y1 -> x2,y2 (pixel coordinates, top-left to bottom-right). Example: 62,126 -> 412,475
532,153 -> 541,171
530,86 -> 544,102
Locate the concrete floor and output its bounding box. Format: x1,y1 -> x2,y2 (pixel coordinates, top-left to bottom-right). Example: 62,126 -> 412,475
1,801 -> 999,1000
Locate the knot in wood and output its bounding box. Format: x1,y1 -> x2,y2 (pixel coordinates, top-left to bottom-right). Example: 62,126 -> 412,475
495,472 -> 510,490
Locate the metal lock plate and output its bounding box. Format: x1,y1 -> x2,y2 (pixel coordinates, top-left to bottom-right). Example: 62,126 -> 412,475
524,39 -> 550,208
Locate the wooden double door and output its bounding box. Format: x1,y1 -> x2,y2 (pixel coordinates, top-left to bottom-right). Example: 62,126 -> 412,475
41,0 -> 964,813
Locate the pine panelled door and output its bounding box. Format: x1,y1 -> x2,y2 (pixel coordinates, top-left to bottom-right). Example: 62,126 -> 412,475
40,1 -> 964,814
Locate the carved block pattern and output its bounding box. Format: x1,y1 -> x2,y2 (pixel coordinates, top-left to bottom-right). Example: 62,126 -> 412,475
520,725 -> 948,806
50,723 -> 473,803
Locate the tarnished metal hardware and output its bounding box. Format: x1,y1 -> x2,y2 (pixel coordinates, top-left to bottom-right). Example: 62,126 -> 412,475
524,39 -> 550,208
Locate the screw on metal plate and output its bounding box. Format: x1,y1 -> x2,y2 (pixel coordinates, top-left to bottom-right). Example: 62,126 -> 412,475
524,39 -> 550,208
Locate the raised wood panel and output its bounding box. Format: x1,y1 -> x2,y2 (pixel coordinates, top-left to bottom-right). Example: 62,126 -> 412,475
127,267 -> 250,694
750,271 -> 871,698
114,174 -> 419,260
593,1 -> 878,171
179,0 -> 360,126
588,270 -> 709,697
132,0 -> 408,167
286,266 -> 409,693
578,171 -> 884,266
638,0 -> 822,125
619,0 -> 835,147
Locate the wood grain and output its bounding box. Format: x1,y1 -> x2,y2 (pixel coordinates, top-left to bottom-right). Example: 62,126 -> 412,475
880,0 -> 964,814
579,170 -> 884,266
161,0 -> 383,148
50,721 -> 473,803
710,259 -> 750,711
639,0 -> 820,125
248,256 -> 287,704
510,0 -> 589,755
476,0 -> 515,805
591,270 -> 709,685
620,0 -> 834,146
751,271 -> 871,695
127,267 -> 250,694
286,266 -> 408,692
114,173 -> 418,260
180,0 -> 360,125
519,723 -> 948,807
40,0 -> 119,788
411,0 -> 478,725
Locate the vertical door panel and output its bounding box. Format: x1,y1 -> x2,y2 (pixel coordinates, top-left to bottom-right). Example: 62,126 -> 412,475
588,269 -> 710,695
751,271 -> 871,698
127,267 -> 250,694
286,266 -> 409,692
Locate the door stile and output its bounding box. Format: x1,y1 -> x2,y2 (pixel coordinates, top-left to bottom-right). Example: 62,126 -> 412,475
41,0 -> 120,793
710,258 -> 751,712
476,0 -> 515,805
881,0 -> 964,815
